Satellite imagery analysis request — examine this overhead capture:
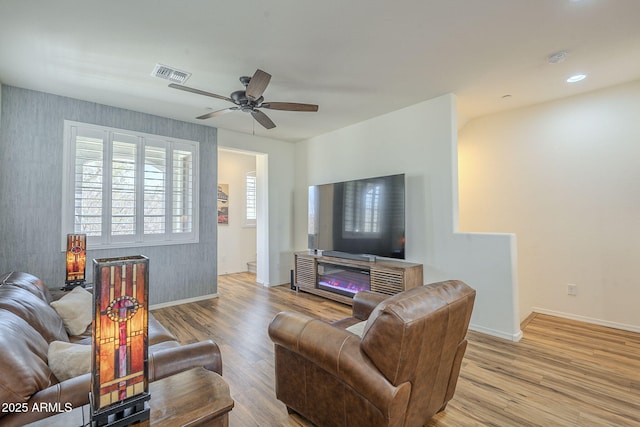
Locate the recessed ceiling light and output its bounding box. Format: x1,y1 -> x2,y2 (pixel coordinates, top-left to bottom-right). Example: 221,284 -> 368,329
567,74 -> 586,83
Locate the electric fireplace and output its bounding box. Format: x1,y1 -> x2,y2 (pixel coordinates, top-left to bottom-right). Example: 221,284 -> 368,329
317,262 -> 370,298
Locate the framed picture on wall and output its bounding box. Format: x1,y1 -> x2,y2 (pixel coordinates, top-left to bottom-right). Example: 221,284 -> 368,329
218,184 -> 229,224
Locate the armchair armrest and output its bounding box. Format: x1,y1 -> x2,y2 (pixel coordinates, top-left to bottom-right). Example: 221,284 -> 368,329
149,340 -> 223,380
268,311 -> 411,412
352,291 -> 388,320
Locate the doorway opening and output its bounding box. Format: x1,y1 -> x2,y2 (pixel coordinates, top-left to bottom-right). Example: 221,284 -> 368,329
217,147 -> 269,285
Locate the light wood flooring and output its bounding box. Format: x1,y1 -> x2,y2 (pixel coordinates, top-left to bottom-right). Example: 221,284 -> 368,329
152,273 -> 640,426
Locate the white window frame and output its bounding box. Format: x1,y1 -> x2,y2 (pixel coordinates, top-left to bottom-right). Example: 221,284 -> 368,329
244,170 -> 257,227
61,120 -> 199,250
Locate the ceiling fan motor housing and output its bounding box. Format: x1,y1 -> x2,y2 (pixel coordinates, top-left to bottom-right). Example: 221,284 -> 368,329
231,90 -> 264,109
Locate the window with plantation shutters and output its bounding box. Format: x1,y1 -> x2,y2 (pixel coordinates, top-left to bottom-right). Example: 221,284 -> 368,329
62,121 -> 199,249
144,144 -> 167,235
172,149 -> 194,233
111,135 -> 137,237
245,171 -> 257,226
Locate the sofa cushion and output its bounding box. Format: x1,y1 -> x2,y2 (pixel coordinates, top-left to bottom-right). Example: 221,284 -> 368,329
0,271 -> 53,303
0,310 -> 54,405
50,286 -> 93,336
48,341 -> 91,382
0,286 -> 69,343
66,313 -> 178,346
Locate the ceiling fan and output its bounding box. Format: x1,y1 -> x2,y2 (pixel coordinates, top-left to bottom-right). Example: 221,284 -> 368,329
169,69 -> 318,130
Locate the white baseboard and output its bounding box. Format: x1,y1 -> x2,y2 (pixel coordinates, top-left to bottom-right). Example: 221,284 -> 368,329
532,307 -> 640,333
469,323 -> 523,342
150,293 -> 218,310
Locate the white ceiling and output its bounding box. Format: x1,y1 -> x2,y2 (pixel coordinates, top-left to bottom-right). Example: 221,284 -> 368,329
1,0 -> 639,142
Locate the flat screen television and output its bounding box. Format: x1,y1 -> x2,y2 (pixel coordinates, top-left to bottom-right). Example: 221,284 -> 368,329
308,173 -> 405,259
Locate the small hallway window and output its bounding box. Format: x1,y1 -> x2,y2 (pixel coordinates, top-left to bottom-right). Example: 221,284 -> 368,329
245,171 -> 257,226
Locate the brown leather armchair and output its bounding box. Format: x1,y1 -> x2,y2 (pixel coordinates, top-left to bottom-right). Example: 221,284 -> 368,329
268,280 -> 475,427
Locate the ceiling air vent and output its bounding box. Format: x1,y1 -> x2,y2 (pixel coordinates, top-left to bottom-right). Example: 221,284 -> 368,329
151,64 -> 191,84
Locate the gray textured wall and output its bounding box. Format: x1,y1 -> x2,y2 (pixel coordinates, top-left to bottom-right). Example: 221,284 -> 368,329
0,85 -> 218,305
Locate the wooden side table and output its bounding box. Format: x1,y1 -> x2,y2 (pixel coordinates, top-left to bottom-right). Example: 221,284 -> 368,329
27,368 -> 234,427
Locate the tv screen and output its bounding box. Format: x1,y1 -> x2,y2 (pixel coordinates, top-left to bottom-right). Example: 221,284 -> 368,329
308,174 -> 405,259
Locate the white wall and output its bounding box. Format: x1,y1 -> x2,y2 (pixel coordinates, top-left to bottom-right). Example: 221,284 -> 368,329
217,129 -> 296,286
295,94 -> 521,341
217,149 -> 257,274
459,79 -> 640,332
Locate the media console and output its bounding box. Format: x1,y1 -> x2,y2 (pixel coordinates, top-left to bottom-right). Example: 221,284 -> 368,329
294,252 -> 423,305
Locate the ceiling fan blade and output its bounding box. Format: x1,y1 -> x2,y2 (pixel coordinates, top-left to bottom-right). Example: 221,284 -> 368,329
169,83 -> 234,104
261,102 -> 318,112
196,107 -> 239,120
245,69 -> 271,100
251,110 -> 276,129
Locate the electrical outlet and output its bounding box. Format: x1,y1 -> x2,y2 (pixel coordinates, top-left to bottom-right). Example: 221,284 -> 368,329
567,283 -> 577,296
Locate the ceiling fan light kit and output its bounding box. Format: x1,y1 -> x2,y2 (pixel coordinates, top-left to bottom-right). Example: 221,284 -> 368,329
169,69 -> 318,130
